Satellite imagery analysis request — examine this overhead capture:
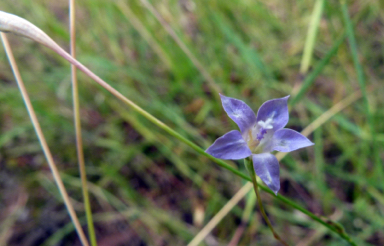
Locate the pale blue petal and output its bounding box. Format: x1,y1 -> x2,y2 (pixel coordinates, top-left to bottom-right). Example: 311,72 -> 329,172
252,153 -> 280,195
220,94 -> 257,133
206,130 -> 252,160
256,96 -> 289,131
272,128 -> 314,152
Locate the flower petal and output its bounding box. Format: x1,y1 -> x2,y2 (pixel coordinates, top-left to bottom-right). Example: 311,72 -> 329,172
220,94 -> 257,133
252,153 -> 280,195
272,128 -> 314,152
206,130 -> 252,160
256,96 -> 289,131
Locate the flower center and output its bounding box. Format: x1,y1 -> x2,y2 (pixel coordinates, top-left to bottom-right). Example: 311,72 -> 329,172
245,119 -> 274,153
256,119 -> 273,140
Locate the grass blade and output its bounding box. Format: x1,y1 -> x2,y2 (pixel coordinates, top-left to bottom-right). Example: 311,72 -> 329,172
291,32 -> 346,106
300,0 -> 325,74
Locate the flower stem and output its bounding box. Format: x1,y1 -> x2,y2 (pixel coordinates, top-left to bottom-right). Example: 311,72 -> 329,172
245,158 -> 289,246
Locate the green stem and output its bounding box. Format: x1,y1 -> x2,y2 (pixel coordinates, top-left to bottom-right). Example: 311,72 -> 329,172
245,159 -> 289,246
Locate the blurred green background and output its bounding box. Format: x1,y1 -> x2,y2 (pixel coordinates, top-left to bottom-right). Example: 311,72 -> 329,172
0,0 -> 383,245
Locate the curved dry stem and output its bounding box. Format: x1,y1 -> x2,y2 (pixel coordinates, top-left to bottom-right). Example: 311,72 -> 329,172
0,11 -> 57,50
0,32 -> 90,246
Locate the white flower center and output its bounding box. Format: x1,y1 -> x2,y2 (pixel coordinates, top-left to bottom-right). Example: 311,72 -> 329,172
245,118 -> 274,153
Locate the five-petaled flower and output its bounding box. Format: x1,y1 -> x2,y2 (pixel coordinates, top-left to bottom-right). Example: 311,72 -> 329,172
206,94 -> 314,195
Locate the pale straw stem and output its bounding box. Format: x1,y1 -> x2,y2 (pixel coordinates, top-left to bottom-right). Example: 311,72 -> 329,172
69,1 -> 98,245
0,32 -> 90,246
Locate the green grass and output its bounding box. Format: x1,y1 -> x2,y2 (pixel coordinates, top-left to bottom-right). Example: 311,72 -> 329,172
1,0 -> 383,245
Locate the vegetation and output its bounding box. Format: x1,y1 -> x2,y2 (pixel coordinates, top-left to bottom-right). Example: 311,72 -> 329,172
0,0 -> 383,245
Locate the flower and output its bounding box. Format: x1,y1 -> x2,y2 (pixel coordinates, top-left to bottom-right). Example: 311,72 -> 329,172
206,94 -> 314,194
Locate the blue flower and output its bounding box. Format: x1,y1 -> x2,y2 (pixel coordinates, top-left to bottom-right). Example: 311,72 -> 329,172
206,94 -> 314,194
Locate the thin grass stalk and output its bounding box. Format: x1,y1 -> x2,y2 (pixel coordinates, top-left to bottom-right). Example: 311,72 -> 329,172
245,158 -> 290,246
0,11 -> 357,243
0,32 -> 90,246
69,1 -> 98,245
300,0 -> 324,74
340,1 -> 381,179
